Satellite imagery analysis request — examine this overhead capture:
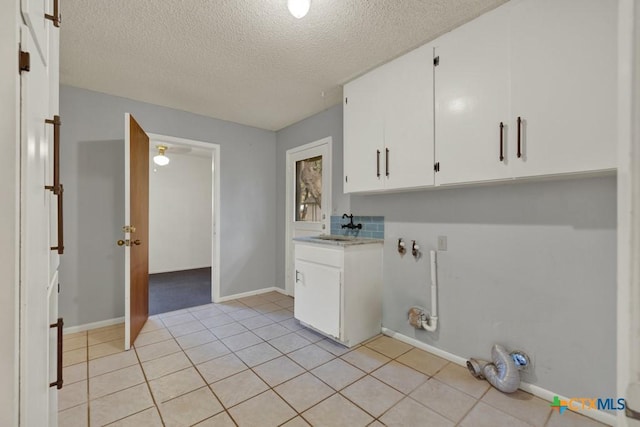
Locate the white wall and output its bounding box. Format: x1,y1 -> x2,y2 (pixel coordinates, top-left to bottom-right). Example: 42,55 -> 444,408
149,153 -> 212,274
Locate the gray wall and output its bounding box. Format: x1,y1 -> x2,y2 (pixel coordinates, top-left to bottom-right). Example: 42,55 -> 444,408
275,105 -> 349,288
60,86 -> 277,327
276,106 -> 617,400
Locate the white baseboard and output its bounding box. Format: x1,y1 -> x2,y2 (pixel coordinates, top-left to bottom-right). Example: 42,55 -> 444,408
215,286 -> 288,303
149,265 -> 212,275
381,327 -> 617,427
65,288 -> 289,332
64,317 -> 125,335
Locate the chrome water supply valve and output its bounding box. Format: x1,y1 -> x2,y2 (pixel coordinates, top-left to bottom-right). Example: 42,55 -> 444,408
397,238 -> 406,255
412,240 -> 420,258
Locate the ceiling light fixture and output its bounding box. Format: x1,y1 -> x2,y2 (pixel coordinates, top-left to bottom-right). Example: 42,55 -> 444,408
288,0 -> 311,19
153,145 -> 170,166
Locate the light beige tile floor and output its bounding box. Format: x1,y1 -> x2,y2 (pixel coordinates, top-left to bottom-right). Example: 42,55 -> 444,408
59,291 -> 607,426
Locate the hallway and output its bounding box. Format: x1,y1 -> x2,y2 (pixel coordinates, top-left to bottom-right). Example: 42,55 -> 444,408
149,268 -> 212,315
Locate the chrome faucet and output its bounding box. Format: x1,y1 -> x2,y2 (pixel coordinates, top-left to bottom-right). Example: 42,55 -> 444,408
341,214 -> 362,230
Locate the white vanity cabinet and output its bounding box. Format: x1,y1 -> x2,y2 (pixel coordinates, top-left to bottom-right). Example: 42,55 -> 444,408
343,43 -> 434,193
293,240 -> 383,347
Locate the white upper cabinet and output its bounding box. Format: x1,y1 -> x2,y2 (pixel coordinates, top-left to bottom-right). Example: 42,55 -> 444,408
343,43 -> 435,193
343,0 -> 617,194
343,67 -> 385,193
382,43 -> 435,190
434,6 -> 511,186
435,0 -> 616,184
508,0 -> 617,178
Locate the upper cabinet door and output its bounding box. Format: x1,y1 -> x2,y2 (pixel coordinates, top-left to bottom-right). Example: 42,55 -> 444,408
509,0 -> 617,178
343,68 -> 385,193
434,5 -> 511,186
22,0 -> 52,64
48,9 -> 60,277
382,43 -> 435,190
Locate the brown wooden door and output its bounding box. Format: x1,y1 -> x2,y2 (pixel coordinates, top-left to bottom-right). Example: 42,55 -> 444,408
124,113 -> 149,349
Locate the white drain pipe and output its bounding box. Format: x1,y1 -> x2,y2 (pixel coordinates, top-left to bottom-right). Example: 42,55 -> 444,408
421,250 -> 438,332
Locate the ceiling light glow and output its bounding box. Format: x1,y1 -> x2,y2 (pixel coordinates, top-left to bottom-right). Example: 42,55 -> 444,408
288,0 -> 311,19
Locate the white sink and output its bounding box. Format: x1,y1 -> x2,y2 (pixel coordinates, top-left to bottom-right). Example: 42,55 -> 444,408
312,235 -> 356,242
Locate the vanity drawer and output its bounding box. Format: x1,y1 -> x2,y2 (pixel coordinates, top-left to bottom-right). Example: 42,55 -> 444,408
294,243 -> 343,268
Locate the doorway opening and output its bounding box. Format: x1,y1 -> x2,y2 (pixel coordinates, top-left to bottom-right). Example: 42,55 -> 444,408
147,133 -> 220,315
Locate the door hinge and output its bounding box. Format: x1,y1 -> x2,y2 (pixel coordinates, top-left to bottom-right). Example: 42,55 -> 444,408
19,50 -> 30,73
434,162 -> 440,172
434,56 -> 440,66
122,225 -> 136,233
345,97 -> 348,105
58,282 -> 60,293
345,175 -> 348,183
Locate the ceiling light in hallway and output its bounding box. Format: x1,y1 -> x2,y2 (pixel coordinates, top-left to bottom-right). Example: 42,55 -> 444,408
153,145 -> 170,166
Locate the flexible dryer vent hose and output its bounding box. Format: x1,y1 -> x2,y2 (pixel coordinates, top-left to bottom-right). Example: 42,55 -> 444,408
467,344 -> 521,393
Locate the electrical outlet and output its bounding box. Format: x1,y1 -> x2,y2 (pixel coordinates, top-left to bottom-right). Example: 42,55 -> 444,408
437,236 -> 447,251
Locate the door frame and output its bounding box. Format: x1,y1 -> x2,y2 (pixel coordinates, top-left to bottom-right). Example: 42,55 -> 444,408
146,133 -> 222,303
285,137 -> 332,296
617,0 -> 640,425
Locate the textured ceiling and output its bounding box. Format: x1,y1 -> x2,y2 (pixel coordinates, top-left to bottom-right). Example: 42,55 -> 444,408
60,0 -> 506,131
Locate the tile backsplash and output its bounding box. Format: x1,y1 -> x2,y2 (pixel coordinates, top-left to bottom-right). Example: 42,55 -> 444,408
330,215 -> 384,239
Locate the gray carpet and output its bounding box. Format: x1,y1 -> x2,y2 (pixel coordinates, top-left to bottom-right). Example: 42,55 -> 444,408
149,267 -> 212,315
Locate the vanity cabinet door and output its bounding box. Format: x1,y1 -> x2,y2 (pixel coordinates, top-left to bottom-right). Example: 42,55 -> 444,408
294,260 -> 341,339
508,0 -> 617,178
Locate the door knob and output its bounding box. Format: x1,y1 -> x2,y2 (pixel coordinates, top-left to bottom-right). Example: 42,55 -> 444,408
117,239 -> 140,246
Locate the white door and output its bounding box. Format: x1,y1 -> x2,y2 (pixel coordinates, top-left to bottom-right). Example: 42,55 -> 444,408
47,1 -> 60,282
434,4 -> 511,186
343,69 -> 385,193
46,14 -> 61,427
285,139 -> 331,296
48,271 -> 59,427
21,0 -> 52,64
382,43 -> 435,190
509,0 -> 617,178
619,2 -> 640,424
19,26 -> 54,427
294,259 -> 341,338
